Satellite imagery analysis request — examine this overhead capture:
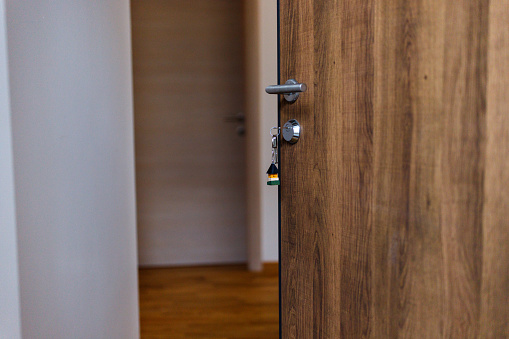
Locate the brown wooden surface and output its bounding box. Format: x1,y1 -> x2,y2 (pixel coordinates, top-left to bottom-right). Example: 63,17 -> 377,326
138,264 -> 278,339
280,0 -> 509,338
131,0 -> 247,266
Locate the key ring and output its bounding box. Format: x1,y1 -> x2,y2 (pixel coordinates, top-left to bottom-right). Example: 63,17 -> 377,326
266,127 -> 280,185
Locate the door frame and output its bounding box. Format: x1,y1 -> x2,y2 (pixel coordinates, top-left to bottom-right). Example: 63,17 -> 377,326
244,0 -> 280,271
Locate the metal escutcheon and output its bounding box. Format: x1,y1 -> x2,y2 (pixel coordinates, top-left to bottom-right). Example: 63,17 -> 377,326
282,119 -> 301,144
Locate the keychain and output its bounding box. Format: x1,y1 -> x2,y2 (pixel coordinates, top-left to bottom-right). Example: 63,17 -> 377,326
267,127 -> 280,186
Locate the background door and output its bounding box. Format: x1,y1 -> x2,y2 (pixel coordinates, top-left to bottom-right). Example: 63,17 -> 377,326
280,0 -> 509,337
132,0 -> 247,266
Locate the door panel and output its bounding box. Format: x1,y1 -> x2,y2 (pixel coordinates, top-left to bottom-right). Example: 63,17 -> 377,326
280,0 -> 509,337
132,0 -> 246,266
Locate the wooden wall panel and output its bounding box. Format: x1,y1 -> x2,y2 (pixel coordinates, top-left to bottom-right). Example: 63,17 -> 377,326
280,0 -> 509,337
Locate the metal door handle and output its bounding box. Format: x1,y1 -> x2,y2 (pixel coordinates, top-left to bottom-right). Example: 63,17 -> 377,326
265,79 -> 307,103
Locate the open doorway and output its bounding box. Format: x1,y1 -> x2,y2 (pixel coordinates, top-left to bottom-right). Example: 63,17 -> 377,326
131,0 -> 278,337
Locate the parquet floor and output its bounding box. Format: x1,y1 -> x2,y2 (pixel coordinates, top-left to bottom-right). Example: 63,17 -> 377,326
138,264 -> 279,339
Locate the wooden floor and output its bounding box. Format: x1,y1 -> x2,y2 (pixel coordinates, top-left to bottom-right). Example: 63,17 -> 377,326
138,264 -> 279,339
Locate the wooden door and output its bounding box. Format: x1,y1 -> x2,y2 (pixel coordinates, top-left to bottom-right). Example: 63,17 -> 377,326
132,0 -> 247,266
280,0 -> 509,337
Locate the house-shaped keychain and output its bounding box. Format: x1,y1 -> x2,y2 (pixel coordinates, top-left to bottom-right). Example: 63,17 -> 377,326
266,163 -> 280,186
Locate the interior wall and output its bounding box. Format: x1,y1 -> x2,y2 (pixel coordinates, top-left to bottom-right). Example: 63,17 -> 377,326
0,1 -> 21,337
244,0 -> 262,270
6,1 -> 139,337
245,0 -> 278,267
258,0 -> 279,263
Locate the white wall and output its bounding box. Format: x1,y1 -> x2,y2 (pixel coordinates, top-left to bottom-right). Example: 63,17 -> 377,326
0,1 -> 21,337
258,0 -> 279,262
245,0 -> 278,267
245,0 -> 279,268
5,1 -> 139,337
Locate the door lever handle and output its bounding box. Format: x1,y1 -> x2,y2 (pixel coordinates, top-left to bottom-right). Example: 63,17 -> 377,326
265,79 -> 307,103
223,112 -> 245,123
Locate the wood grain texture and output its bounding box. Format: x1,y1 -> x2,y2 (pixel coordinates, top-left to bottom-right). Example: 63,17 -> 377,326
139,264 -> 278,338
131,0 -> 247,266
480,1 -> 509,337
280,0 -> 509,337
280,0 -> 316,338
372,1 -> 446,337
